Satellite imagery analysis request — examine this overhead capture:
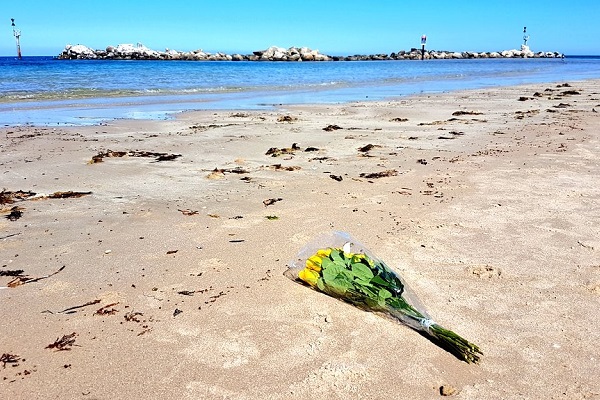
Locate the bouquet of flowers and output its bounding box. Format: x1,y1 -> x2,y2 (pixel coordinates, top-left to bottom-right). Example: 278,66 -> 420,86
285,232 -> 482,364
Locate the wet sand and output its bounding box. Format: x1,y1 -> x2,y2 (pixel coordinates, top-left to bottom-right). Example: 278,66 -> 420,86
1,81 -> 600,399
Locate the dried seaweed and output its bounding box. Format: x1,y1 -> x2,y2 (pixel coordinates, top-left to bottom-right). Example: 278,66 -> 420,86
277,115 -> 297,122
451,110 -> 483,116
329,174 -> 343,182
5,206 -> 24,221
46,191 -> 92,199
263,198 -> 283,207
269,164 -> 301,171
94,302 -> 119,316
0,270 -> 25,277
265,145 -> 298,157
1,353 -> 20,368
4,265 -> 66,289
124,311 -> 143,322
46,332 -> 77,351
178,209 -> 198,216
390,117 -> 408,122
358,144 -> 379,152
89,150 -> 181,163
359,170 -> 398,179
59,299 -> 101,314
0,190 -> 36,205
323,124 -> 342,131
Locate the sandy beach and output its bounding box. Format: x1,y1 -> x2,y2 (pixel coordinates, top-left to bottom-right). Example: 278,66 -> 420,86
2,81 -> 600,399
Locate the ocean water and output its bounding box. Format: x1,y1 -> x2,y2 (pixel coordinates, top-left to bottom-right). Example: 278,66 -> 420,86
1,56 -> 600,126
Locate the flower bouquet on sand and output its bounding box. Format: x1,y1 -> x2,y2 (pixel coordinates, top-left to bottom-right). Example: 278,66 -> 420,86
285,232 -> 482,364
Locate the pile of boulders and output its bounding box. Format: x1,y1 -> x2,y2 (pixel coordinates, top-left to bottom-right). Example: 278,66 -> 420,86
57,43 -> 563,61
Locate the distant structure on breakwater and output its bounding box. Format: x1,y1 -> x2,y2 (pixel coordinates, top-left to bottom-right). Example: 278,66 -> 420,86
57,43 -> 564,61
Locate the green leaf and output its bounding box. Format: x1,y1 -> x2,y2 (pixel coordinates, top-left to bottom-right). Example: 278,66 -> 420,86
370,275 -> 391,288
330,249 -> 344,263
351,263 -> 374,281
322,262 -> 343,281
321,257 -> 334,270
317,278 -> 326,291
378,288 -> 392,299
326,276 -> 351,296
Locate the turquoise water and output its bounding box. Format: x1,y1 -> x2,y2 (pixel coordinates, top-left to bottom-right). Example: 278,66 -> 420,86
1,56 -> 600,126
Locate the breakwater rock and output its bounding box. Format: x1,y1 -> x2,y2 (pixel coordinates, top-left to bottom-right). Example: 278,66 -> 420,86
57,43 -> 563,61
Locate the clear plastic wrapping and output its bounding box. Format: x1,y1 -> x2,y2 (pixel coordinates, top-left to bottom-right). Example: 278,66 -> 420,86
285,231 -> 482,364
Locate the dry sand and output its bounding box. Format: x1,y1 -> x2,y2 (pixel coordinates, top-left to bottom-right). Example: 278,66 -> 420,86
1,81 -> 600,399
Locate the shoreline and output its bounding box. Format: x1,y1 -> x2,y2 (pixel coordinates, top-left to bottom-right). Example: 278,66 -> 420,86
1,81 -> 599,398
2,73 -> 593,128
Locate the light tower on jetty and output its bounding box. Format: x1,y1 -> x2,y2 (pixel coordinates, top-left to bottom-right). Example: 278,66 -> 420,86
11,18 -> 22,60
522,26 -> 529,46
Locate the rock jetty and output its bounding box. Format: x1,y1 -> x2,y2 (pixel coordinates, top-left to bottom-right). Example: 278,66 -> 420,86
57,43 -> 563,61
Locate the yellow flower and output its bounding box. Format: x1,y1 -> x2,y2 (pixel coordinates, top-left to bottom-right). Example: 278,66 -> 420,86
316,248 -> 332,258
305,248 -> 333,272
306,255 -> 323,272
298,267 -> 319,287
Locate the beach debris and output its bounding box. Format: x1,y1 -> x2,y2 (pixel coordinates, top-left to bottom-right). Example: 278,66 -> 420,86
440,385 -> 459,396
173,309 -> 183,317
304,146 -> 319,152
553,103 -> 571,108
323,124 -> 343,131
58,299 -> 101,314
0,270 -> 25,277
451,110 -> 483,116
515,109 -> 540,119
277,115 -> 297,122
390,117 -> 408,122
1,353 -> 21,368
166,250 -> 178,254
0,189 -> 36,204
229,239 -> 245,243
265,144 -> 300,157
329,174 -> 343,182
89,150 -> 181,163
44,191 -> 92,199
285,232 -> 483,363
268,164 -> 301,171
358,144 -> 379,152
418,120 -> 445,126
417,159 -> 428,165
178,209 -> 199,216
359,170 -> 398,179
46,332 -> 77,351
560,90 -> 580,96
4,206 -> 24,221
518,96 -> 531,101
2,265 -> 66,289
469,265 -> 502,279
177,290 -> 196,296
557,83 -> 571,88
230,112 -> 250,118
265,215 -> 279,220
205,167 -> 249,179
263,197 -> 283,207
124,311 -> 144,322
94,302 -> 119,316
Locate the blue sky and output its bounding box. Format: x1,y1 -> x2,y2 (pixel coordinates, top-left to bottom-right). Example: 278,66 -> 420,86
2,0 -> 599,56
